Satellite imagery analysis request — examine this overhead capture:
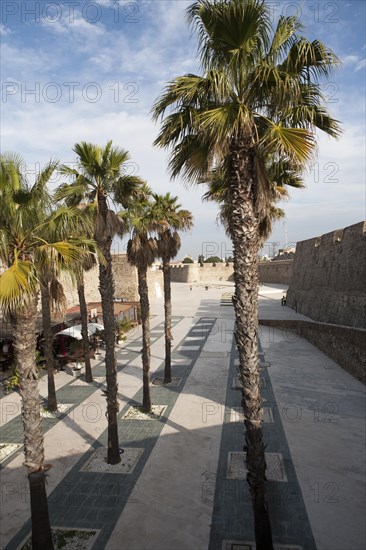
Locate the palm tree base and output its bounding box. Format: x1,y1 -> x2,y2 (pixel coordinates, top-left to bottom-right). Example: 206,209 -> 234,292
29,469 -> 54,549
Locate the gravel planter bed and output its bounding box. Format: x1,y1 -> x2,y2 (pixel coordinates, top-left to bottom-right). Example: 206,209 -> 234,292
0,443 -> 22,464
20,527 -> 99,549
81,447 -> 144,474
227,452 -> 287,481
40,404 -> 73,418
122,405 -> 167,420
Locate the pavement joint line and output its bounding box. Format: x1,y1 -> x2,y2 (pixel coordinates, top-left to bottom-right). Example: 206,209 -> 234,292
0,316 -> 184,436
208,338 -> 317,550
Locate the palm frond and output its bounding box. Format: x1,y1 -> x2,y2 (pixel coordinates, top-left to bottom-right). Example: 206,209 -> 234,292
265,124 -> 316,164
49,278 -> 67,316
0,260 -> 38,313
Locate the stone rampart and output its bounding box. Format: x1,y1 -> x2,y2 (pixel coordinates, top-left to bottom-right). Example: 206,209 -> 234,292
286,222 -> 366,328
169,260 -> 293,284
170,263 -> 234,283
258,260 -> 293,284
62,254 -> 162,308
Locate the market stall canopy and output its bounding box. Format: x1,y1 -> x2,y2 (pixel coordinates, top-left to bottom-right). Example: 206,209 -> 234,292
54,323 -> 104,341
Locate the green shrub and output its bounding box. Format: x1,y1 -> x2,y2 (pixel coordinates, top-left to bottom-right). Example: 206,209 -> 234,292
3,366 -> 20,393
204,256 -> 222,263
116,318 -> 133,338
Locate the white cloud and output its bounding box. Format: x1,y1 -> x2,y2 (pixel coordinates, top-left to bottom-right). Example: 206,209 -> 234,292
356,58 -> 366,72
40,10 -> 106,37
1,0 -> 365,258
0,24 -> 11,35
342,54 -> 366,71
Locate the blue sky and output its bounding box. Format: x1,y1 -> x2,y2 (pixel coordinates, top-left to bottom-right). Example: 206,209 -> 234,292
1,0 -> 365,259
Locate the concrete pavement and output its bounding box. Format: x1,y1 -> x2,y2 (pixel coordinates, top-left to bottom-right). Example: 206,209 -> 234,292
0,282 -> 364,550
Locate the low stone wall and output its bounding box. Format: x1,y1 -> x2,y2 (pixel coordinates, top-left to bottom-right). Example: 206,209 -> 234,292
258,260 -> 293,285
259,318 -> 366,384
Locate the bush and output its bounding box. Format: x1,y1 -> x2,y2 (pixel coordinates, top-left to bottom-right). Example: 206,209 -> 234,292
182,257 -> 194,263
3,366 -> 20,393
204,256 -> 222,264
116,318 -> 133,339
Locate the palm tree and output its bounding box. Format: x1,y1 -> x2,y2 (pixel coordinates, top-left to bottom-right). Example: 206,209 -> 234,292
123,188 -> 160,412
152,1 -> 341,547
75,251 -> 98,383
58,141 -> 144,464
0,154 -> 94,549
40,201 -> 95,408
54,200 -> 99,384
22,160 -> 60,414
39,268 -> 67,411
153,193 -> 193,383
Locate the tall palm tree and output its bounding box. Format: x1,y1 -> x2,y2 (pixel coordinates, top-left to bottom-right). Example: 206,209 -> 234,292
123,188 -> 160,412
22,160 -> 60,414
75,251 -> 98,383
54,200 -> 100,384
0,154 -> 94,549
39,268 -> 67,411
152,1 -> 341,547
57,141 -> 144,464
153,193 -> 193,383
40,202 -> 95,408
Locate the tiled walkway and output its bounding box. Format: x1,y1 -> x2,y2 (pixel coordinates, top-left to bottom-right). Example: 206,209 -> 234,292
0,283 -> 365,550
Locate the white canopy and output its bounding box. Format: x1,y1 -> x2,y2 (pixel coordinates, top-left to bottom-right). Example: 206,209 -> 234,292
54,323 -> 104,341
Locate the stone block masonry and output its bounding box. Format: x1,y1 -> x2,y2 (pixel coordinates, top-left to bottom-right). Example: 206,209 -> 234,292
286,222 -> 366,328
170,263 -> 234,283
169,260 -> 293,284
260,318 -> 366,384
258,259 -> 293,284
61,254 -> 163,308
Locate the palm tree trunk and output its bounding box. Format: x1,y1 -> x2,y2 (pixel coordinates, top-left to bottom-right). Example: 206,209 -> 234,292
98,243 -> 121,464
229,134 -> 274,550
138,266 -> 152,412
162,258 -> 172,383
77,279 -> 93,383
40,282 -> 57,412
12,296 -> 54,550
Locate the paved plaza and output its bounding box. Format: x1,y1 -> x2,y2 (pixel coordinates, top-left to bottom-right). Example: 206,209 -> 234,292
0,283 -> 365,550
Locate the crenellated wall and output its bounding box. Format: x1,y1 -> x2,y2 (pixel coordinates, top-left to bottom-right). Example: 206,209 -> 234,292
286,222 -> 366,328
170,263 -> 234,283
169,260 -> 293,284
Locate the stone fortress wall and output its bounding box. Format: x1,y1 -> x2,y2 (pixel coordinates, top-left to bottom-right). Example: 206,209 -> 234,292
258,260 -> 293,285
277,222 -> 366,383
62,254 -> 163,307
286,221 -> 366,329
169,259 -> 293,284
170,263 -> 234,283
